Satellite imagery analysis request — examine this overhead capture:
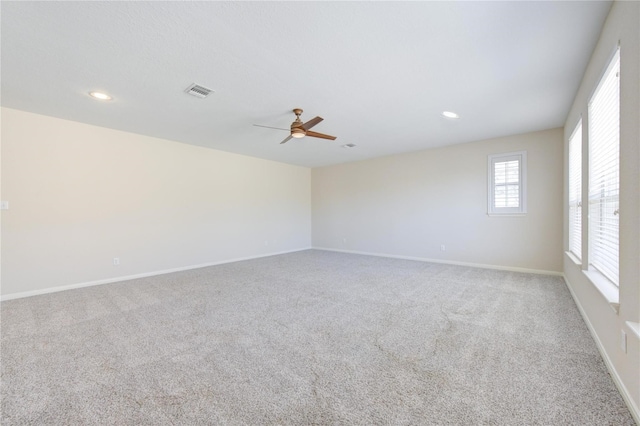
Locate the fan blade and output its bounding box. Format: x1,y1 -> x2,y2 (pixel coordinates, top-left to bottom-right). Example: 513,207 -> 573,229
301,116 -> 323,130
306,130 -> 336,140
253,124 -> 289,131
280,135 -> 293,144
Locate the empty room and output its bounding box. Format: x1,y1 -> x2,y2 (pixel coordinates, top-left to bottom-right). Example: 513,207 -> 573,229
1,1 -> 638,425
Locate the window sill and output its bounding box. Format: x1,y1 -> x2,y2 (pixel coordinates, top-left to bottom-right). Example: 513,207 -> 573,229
626,322 -> 640,340
582,269 -> 620,314
565,251 -> 582,266
487,213 -> 527,217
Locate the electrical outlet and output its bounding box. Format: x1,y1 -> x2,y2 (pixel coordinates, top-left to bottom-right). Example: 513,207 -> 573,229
343,238 -> 347,244
620,330 -> 627,353
440,244 -> 446,252
264,240 -> 269,246
113,258 -> 120,266
0,201 -> 8,210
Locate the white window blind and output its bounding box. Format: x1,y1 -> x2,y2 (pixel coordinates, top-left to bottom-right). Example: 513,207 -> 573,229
488,151 -> 527,215
588,49 -> 619,285
568,121 -> 582,259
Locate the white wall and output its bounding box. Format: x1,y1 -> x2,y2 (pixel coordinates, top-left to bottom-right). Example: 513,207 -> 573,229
1,107 -> 311,298
563,1 -> 640,421
312,128 -> 563,273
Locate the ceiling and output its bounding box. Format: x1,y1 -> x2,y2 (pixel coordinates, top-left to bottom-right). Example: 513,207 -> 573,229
1,1 -> 611,168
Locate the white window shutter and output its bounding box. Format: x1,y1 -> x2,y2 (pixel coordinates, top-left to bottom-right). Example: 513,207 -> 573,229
488,151 -> 527,215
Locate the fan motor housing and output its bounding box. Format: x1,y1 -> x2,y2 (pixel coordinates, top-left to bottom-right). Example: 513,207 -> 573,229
291,127 -> 306,138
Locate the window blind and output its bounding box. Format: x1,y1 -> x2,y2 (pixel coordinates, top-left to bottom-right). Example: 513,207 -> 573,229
568,121 -> 582,259
588,49 -> 619,285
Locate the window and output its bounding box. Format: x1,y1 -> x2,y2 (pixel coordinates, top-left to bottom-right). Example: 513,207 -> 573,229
568,121 -> 582,259
488,151 -> 527,215
588,49 -> 619,285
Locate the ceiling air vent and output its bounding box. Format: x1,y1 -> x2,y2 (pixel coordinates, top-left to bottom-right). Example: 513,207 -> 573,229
185,83 -> 213,99
342,143 -> 357,149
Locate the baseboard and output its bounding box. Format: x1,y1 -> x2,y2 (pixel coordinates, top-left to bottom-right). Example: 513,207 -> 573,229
562,274 -> 640,425
312,247 -> 563,276
0,247 -> 312,302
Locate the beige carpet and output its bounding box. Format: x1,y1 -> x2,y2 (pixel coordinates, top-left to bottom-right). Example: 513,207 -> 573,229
1,250 -> 635,425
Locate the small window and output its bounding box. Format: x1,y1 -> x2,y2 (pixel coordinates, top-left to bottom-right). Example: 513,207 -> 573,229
488,151 -> 527,215
568,121 -> 582,259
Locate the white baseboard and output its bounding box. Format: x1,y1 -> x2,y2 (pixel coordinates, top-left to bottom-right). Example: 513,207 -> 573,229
0,247 -> 312,302
313,247 -> 563,276
562,274 -> 640,425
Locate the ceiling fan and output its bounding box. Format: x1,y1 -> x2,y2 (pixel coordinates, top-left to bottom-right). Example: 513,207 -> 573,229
254,108 -> 337,144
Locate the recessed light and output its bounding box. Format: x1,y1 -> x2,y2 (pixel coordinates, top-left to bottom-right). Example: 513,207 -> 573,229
341,144 -> 357,149
89,91 -> 112,101
442,111 -> 460,119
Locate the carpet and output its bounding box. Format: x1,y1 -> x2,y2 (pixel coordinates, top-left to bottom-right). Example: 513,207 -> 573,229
1,250 -> 635,425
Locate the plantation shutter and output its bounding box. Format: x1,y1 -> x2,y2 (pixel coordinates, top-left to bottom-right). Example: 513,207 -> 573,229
488,151 -> 526,215
588,49 -> 619,285
568,122 -> 582,259
494,159 -> 520,208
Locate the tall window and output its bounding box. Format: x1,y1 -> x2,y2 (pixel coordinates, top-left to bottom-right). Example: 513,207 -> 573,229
488,151 -> 527,215
568,121 -> 582,259
588,49 -> 620,285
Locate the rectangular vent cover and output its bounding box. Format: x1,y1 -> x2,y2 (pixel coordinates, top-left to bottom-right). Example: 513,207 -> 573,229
185,83 -> 213,98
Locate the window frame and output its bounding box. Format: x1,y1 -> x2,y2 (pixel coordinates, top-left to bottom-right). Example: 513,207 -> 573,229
487,151 -> 527,216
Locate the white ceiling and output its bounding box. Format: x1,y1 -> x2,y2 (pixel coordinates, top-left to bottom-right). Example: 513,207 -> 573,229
1,1 -> 611,168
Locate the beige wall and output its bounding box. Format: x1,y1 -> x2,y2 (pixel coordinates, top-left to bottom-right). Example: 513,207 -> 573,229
1,108 -> 311,297
312,128 -> 563,273
563,0 -> 640,419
